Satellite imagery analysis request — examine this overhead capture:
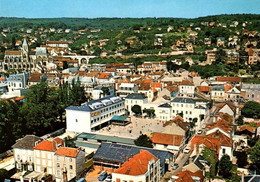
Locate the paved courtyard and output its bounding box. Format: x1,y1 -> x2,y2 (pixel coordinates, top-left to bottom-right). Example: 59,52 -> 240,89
97,116 -> 165,139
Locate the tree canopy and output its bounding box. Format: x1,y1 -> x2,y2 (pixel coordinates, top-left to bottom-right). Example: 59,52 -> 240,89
134,134 -> 153,148
249,138 -> 260,171
218,155 -> 233,178
241,101 -> 260,119
131,105 -> 142,116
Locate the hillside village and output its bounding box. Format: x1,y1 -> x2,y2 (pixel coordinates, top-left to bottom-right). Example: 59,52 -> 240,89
0,15 -> 260,182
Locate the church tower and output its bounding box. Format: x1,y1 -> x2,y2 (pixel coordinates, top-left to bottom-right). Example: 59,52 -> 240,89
22,38 -> 29,53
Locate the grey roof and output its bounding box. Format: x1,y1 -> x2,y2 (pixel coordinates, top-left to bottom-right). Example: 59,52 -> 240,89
212,85 -> 225,91
158,103 -> 172,108
192,155 -> 210,170
244,175 -> 260,182
125,93 -> 147,100
66,95 -> 122,112
93,142 -> 173,174
171,97 -> 195,104
12,135 -> 43,150
77,132 -> 135,145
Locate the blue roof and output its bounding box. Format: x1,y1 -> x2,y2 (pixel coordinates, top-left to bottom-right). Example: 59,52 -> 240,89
111,115 -> 127,121
171,97 -> 195,104
93,142 -> 173,175
66,95 -> 122,112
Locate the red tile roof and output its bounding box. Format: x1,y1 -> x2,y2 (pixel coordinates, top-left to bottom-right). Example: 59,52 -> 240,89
163,116 -> 189,132
206,120 -> 233,134
216,76 -> 241,82
197,86 -> 211,92
238,125 -> 255,133
151,132 -> 184,146
28,73 -> 43,83
55,147 -> 79,158
218,101 -> 236,113
181,80 -> 194,86
0,78 -> 4,82
14,96 -> 25,101
98,73 -> 110,79
114,150 -> 158,176
5,50 -> 21,55
176,170 -> 204,182
54,137 -> 63,145
34,140 -> 58,152
151,82 -> 161,88
180,170 -> 203,182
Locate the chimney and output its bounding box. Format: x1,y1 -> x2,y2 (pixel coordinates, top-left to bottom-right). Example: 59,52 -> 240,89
189,157 -> 193,164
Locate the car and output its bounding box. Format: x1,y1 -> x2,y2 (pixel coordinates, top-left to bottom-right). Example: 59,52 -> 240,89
98,171 -> 107,181
172,163 -> 179,170
184,147 -> 190,154
197,130 -> 203,135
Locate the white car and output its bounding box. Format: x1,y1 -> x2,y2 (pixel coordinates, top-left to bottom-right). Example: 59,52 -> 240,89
197,130 -> 203,135
184,147 -> 190,154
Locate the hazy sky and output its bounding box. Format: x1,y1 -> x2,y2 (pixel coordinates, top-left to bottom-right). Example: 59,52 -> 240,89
0,0 -> 259,18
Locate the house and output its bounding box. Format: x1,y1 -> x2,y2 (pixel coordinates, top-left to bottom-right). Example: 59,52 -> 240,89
248,48 -> 260,65
157,103 -> 172,121
12,135 -> 43,172
225,86 -> 241,102
162,116 -> 189,137
197,86 -> 211,97
179,80 -> 195,97
46,41 -> 69,48
183,155 -> 211,177
171,97 -> 209,123
97,72 -> 113,85
217,37 -> 225,47
171,170 -> 204,182
117,83 -> 139,98
93,142 -> 173,175
216,101 -> 237,117
211,85 -> 225,101
191,133 -> 233,160
205,49 -> 217,65
236,125 -> 255,138
54,147 -> 85,182
151,132 -> 185,152
34,140 -> 62,174
6,73 -> 29,91
206,120 -> 234,137
112,150 -> 160,182
125,93 -> 148,115
241,83 -> 260,103
226,51 -> 239,64
28,73 -> 47,86
66,96 -> 125,133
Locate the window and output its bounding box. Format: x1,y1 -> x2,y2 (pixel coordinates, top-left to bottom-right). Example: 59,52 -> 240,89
70,173 -> 73,178
17,155 -> 20,160
70,165 -> 73,170
75,119 -> 78,122
69,158 -> 73,162
223,148 -> 226,154
57,170 -> 61,176
57,163 -> 60,168
57,156 -> 59,161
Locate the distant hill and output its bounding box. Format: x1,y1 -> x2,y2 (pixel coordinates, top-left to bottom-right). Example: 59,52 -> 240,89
0,14 -> 259,30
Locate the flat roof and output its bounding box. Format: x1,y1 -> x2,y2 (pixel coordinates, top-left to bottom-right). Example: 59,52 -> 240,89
77,132 -> 135,145
111,115 -> 128,122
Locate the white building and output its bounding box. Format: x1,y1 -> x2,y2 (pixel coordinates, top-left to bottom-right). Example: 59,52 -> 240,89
179,80 -> 195,97
12,135 -> 43,172
117,83 -> 139,98
66,96 -> 125,133
124,93 -> 148,115
171,97 -> 209,123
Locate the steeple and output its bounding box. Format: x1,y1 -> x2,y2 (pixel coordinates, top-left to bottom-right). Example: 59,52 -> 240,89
22,38 -> 28,53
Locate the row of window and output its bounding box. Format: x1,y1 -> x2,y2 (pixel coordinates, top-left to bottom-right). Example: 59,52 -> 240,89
172,110 -> 192,115
56,163 -> 73,170
91,108 -> 124,124
57,156 -> 73,162
97,103 -> 123,114
172,103 -> 193,108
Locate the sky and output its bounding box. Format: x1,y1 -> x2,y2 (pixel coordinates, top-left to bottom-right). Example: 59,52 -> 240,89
0,0 -> 259,18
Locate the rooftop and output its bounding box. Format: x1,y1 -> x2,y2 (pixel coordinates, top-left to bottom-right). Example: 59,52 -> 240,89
172,97 -> 195,104
12,135 -> 43,150
55,147 -> 79,158
114,150 -> 158,176
151,132 -> 184,146
125,93 -> 147,100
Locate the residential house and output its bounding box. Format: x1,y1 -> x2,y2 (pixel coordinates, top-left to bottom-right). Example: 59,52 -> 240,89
211,85 -> 225,101
217,37 -> 225,47
216,101 -> 237,117
248,48 -> 260,65
226,51 -> 239,64
125,93 -> 148,115
112,150 -> 160,182
7,73 -> 29,91
162,116 -> 189,137
157,103 -> 172,121
117,83 -> 139,98
151,132 -> 185,152
225,86 -> 241,102
241,83 -> 260,103
205,49 -> 217,65
12,135 -> 43,171
171,170 -> 203,182
54,147 -> 85,182
34,140 -> 62,175
28,73 -> 47,86
179,80 -> 195,97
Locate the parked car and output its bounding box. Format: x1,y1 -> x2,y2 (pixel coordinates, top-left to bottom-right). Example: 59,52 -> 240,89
172,163 -> 179,170
184,147 -> 190,154
98,171 -> 107,181
197,130 -> 202,135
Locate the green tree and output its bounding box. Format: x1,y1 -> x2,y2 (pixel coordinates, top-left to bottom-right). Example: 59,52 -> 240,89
236,115 -> 244,125
69,78 -> 86,106
101,87 -> 110,96
249,138 -> 260,171
202,147 -> 216,178
134,134 -> 153,148
241,101 -> 260,119
0,169 -> 9,181
143,108 -> 155,118
64,136 -> 76,148
219,155 -> 232,178
131,105 -> 142,116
